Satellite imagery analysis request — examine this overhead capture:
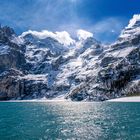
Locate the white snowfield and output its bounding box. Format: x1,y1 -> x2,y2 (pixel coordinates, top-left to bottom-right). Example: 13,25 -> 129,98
6,96 -> 140,102
108,96 -> 140,102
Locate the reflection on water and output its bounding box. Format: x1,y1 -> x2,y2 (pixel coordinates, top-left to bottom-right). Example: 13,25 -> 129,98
0,102 -> 140,140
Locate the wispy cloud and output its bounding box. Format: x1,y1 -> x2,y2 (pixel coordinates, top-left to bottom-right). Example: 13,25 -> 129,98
0,0 -> 129,42
89,17 -> 128,43
58,17 -> 128,43
0,0 -> 79,31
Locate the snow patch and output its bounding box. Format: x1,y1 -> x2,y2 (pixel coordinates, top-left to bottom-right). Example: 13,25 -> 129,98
119,14 -> 140,39
11,36 -> 24,44
21,74 -> 47,82
108,96 -> 140,102
110,47 -> 135,58
0,45 -> 9,55
132,76 -> 140,83
68,58 -> 83,67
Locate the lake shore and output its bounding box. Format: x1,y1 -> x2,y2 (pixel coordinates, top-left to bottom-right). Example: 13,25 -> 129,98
1,96 -> 140,102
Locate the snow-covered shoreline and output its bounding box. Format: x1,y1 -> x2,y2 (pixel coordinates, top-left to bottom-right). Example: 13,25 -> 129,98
0,99 -> 69,103
108,96 -> 140,102
0,96 -> 68,103
1,96 -> 140,102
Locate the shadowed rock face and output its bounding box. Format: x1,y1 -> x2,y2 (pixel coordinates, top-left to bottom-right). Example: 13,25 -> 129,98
0,49 -> 26,72
0,15 -> 140,101
0,26 -> 15,44
0,26 -> 26,73
0,69 -> 24,100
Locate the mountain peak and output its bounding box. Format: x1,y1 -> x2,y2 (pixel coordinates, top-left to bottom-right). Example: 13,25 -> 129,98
118,14 -> 140,40
0,26 -> 15,37
127,14 -> 140,29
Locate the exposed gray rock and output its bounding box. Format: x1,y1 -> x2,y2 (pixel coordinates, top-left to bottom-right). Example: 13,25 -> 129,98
0,69 -> 24,100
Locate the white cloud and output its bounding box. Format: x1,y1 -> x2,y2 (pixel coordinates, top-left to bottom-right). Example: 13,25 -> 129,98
20,30 -> 75,46
19,16 -> 127,44
20,28 -> 95,47
58,17 -> 126,43
77,29 -> 93,40
92,18 -> 124,34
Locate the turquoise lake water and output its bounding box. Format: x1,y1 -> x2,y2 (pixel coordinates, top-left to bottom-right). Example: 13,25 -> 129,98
0,102 -> 140,140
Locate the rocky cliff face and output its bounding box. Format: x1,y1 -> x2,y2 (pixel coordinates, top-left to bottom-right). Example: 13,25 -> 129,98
0,15 -> 140,101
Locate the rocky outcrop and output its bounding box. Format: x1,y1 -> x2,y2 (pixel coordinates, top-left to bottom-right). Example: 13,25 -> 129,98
0,69 -> 24,100
0,26 -> 26,73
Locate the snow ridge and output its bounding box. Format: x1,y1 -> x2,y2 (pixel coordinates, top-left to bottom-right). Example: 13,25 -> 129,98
127,14 -> 140,29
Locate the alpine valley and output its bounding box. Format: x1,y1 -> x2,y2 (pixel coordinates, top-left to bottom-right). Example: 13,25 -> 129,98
0,15 -> 140,101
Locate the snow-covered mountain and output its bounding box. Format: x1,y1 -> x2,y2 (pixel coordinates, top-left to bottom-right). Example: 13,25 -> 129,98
0,15 -> 140,101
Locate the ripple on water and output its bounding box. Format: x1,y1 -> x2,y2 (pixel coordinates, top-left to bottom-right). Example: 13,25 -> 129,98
0,102 -> 140,140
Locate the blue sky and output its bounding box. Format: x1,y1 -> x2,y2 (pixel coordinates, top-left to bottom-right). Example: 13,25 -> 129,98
0,0 -> 140,42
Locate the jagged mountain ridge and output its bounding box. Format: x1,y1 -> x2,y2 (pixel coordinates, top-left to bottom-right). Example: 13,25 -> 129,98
0,15 -> 140,101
